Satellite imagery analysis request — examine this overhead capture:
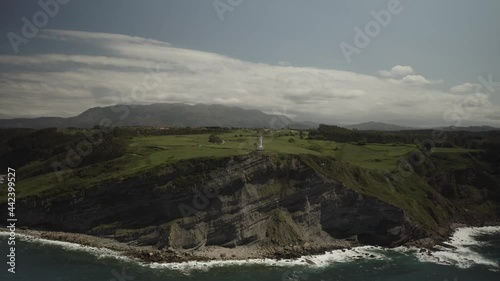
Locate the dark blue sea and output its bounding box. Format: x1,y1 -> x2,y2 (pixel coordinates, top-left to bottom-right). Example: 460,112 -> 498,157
1,227 -> 499,281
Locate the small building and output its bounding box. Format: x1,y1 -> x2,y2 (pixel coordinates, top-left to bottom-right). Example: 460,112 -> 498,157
256,134 -> 264,151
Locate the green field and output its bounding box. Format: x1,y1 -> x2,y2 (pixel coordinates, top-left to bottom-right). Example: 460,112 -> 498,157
10,129 -> 479,200
124,131 -> 420,172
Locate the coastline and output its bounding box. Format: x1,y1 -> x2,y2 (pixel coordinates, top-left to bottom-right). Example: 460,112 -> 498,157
0,228 -> 352,264
2,221 -> 499,267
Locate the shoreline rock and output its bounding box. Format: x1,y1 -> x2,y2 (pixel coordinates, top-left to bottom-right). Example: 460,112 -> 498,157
2,221 -> 499,264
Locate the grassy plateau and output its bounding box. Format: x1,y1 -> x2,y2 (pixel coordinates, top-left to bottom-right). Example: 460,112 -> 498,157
8,129 -> 479,202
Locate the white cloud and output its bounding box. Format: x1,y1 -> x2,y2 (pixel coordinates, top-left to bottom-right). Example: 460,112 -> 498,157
377,65 -> 414,78
450,82 -> 481,94
0,29 -> 497,126
278,61 -> 291,67
401,74 -> 443,85
378,65 -> 443,86
38,29 -> 169,47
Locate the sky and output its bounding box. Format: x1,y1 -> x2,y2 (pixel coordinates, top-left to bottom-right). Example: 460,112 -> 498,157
0,0 -> 499,127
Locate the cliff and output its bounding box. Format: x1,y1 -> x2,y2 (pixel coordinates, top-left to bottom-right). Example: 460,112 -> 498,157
8,152 -> 500,257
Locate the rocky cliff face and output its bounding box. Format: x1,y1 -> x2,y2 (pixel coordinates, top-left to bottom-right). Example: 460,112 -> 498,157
16,154 -> 421,250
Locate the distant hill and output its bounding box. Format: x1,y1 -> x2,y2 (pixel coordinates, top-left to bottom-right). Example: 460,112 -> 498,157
0,103 -> 293,129
344,121 -> 414,131
436,126 -> 500,132
288,121 -> 320,130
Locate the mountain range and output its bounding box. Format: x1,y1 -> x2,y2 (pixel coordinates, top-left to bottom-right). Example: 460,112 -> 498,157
0,103 -> 294,129
344,121 -> 499,132
0,103 -> 498,131
343,121 -> 414,131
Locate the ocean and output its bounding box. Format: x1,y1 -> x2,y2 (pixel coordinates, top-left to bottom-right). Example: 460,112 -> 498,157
1,226 -> 499,281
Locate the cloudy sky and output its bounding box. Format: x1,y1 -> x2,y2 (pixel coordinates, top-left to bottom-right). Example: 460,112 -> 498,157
0,0 -> 499,127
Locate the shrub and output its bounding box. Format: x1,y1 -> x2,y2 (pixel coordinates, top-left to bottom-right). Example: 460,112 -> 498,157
208,134 -> 223,144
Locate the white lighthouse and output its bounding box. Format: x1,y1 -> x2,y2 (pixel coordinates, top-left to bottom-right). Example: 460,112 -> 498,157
256,134 -> 264,151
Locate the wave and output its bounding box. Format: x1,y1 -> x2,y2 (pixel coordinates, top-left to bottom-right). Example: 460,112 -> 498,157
2,226 -> 499,272
413,226 -> 500,269
150,226 -> 500,271
0,232 -> 130,262
148,245 -> 389,271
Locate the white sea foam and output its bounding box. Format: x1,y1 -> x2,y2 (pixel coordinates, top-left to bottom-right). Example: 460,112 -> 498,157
2,226 -> 499,271
148,245 -> 393,272
1,231 -> 394,271
413,226 -> 500,269
0,231 -> 130,261
148,226 -> 500,271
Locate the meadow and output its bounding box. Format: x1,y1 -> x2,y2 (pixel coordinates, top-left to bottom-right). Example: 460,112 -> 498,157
125,129 -> 477,171
10,129 -> 478,200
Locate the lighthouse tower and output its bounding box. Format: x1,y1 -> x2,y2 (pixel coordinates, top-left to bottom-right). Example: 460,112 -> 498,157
256,134 -> 264,151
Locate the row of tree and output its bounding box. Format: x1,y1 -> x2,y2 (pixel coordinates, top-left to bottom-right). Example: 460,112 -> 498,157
308,124 -> 500,149
0,128 -> 127,176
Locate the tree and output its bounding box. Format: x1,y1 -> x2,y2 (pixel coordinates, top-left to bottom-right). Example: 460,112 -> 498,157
288,138 -> 295,143
208,134 -> 223,144
357,138 -> 367,146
